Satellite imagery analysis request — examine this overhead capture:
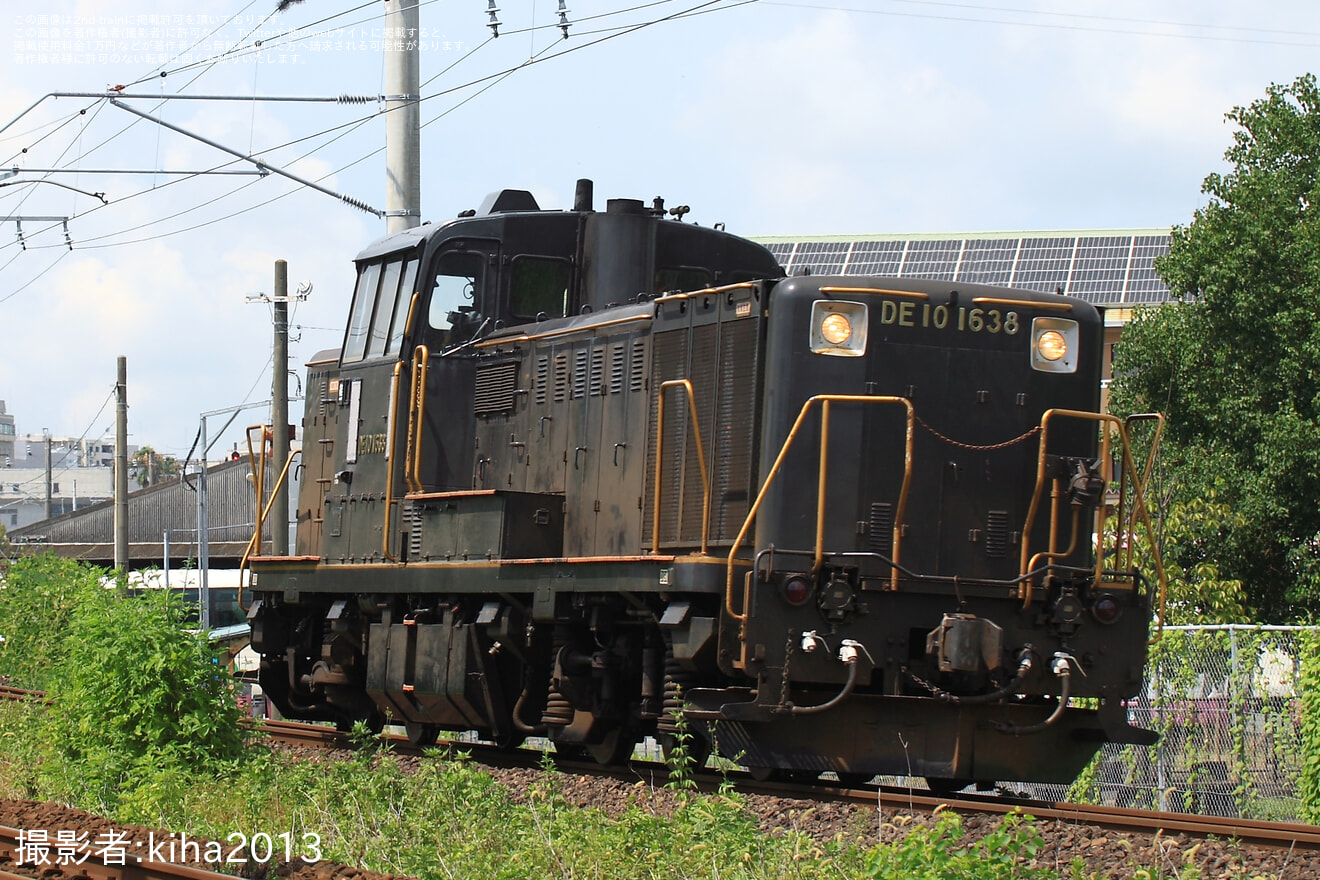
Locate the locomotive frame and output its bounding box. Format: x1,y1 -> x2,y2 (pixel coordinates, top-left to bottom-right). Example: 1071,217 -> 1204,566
247,180 -> 1166,788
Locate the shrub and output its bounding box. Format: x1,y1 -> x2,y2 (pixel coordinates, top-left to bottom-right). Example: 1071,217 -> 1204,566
0,554 -> 105,689
40,586 -> 246,811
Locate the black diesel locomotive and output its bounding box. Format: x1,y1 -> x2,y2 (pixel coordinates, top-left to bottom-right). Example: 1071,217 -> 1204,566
248,180 -> 1163,788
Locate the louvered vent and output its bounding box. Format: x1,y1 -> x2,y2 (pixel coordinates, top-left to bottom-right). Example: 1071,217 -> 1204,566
986,509 -> 1009,558
405,502 -> 423,559
589,346 -> 605,396
629,339 -> 647,392
474,360 -> 519,416
553,353 -> 569,403
609,343 -> 626,394
535,355 -> 549,406
572,349 -> 588,399
868,502 -> 894,554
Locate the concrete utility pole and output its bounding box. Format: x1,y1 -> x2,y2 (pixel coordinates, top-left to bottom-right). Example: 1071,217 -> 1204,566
43,432 -> 51,520
384,0 -> 421,233
272,260 -> 290,556
114,356 -> 128,570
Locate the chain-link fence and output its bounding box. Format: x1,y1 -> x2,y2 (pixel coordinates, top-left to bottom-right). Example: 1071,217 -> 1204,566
1034,624 -> 1311,820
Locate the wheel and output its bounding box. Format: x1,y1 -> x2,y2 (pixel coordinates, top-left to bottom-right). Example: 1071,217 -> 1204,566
659,730 -> 712,773
925,777 -> 970,797
746,767 -> 818,784
335,710 -> 385,735
836,773 -> 874,788
552,742 -> 589,760
586,727 -> 637,765
488,727 -> 526,751
405,721 -> 440,747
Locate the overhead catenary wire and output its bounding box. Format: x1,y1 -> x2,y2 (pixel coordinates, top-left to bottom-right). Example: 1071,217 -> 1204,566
0,0 -> 759,257
766,0 -> 1320,47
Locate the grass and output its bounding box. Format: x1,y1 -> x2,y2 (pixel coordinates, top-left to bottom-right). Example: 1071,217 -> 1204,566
0,698 -> 1227,880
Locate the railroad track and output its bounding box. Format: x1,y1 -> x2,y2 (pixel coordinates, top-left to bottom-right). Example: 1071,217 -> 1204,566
259,717 -> 1320,852
0,825 -> 240,880
11,685 -> 1320,853
0,685 -> 45,704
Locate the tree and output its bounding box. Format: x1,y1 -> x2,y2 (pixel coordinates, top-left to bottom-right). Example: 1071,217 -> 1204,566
1110,74 -> 1320,622
130,446 -> 179,488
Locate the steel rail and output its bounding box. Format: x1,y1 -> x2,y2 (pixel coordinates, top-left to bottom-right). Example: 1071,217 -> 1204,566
258,715 -> 1320,853
0,825 -> 240,880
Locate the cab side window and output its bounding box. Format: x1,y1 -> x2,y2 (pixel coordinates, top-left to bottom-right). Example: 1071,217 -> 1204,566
510,256 -> 572,320
655,267 -> 710,295
428,251 -> 486,347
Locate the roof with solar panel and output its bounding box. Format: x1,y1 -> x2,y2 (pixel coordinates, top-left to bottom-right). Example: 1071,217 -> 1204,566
751,230 -> 1172,308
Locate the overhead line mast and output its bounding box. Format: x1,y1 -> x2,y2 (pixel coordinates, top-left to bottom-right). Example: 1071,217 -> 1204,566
384,0 -> 422,233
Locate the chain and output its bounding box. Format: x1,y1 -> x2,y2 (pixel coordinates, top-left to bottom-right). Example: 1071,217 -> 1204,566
916,414 -> 1042,452
780,630 -> 795,708
904,669 -> 945,697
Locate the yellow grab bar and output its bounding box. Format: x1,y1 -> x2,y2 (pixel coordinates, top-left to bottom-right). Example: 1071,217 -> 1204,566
725,395 -> 914,622
404,345 -> 430,494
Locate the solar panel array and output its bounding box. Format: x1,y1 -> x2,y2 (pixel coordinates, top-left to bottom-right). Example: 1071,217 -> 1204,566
756,232 -> 1172,306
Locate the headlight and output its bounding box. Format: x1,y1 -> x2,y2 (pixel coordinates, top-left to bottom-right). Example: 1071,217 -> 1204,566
1030,317 -> 1079,373
1037,329 -> 1067,361
811,301 -> 868,356
820,312 -> 852,345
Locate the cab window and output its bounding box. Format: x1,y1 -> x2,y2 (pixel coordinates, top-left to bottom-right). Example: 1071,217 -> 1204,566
428,251 -> 486,346
342,262 -> 382,363
366,260 -> 404,359
655,267 -> 710,295
384,258 -> 419,356
510,256 -> 572,320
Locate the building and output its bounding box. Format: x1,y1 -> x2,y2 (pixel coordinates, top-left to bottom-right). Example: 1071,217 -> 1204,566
14,432 -> 124,469
0,401 -> 13,466
0,466 -> 113,530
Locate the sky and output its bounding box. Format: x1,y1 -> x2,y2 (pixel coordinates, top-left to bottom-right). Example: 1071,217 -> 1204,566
2,0 -> 1319,465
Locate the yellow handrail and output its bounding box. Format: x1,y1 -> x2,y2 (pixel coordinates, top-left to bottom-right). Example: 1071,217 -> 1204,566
404,344 -> 430,494
725,395 -> 914,622
1118,412 -> 1164,574
650,379 -> 711,557
382,361 -> 405,562
238,424 -> 300,611
1017,410 -> 1169,638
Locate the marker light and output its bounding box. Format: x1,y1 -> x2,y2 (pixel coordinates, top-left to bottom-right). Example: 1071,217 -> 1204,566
820,312 -> 852,345
1091,593 -> 1122,624
1037,330 -> 1067,361
810,300 -> 868,356
783,575 -> 813,606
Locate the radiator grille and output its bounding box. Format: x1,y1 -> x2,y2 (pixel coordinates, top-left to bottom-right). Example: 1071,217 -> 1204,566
644,317 -> 759,549
473,360 -> 519,416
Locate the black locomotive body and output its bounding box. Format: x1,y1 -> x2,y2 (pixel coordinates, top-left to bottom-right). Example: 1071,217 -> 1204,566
248,181 -> 1160,787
